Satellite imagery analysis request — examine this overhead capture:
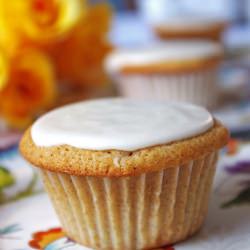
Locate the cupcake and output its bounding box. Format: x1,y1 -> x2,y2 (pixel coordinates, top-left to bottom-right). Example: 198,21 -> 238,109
105,41 -> 223,109
20,98 -> 229,250
153,16 -> 227,42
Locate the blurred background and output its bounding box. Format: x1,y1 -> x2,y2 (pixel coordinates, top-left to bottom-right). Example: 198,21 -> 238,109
0,0 -> 249,137
0,1 -> 250,248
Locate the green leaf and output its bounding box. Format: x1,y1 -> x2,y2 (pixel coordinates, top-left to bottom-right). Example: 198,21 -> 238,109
10,171 -> 39,202
0,170 -> 40,205
0,166 -> 15,189
0,224 -> 21,235
222,186 -> 250,208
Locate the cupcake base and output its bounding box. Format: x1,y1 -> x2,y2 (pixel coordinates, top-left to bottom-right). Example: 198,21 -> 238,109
154,23 -> 225,42
115,69 -> 219,109
41,151 -> 218,250
154,28 -> 223,42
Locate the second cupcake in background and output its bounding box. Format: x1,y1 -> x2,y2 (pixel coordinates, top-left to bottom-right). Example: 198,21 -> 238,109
105,40 -> 223,109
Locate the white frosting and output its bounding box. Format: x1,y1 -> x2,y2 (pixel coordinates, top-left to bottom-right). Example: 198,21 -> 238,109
31,98 -> 214,151
105,41 -> 222,73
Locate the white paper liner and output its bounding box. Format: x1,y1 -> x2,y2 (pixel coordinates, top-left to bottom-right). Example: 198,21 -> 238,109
114,69 -> 219,109
41,151 -> 218,250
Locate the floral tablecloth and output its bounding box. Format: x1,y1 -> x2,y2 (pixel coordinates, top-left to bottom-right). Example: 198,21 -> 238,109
1,132 -> 250,250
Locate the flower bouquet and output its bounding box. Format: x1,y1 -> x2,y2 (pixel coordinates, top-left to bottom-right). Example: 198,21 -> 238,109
0,0 -> 112,129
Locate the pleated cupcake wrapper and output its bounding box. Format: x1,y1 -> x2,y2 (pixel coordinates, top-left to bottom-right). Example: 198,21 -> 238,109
114,69 -> 219,109
41,151 -> 218,250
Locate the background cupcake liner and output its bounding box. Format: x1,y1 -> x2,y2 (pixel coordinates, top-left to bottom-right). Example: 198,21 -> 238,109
114,69 -> 219,109
41,151 -> 218,250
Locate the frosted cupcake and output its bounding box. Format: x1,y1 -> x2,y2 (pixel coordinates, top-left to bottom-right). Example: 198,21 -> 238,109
105,41 -> 223,109
20,98 -> 229,250
153,16 -> 227,42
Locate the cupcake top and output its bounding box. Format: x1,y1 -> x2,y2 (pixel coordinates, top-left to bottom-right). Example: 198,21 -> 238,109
105,41 -> 222,74
20,98 -> 229,176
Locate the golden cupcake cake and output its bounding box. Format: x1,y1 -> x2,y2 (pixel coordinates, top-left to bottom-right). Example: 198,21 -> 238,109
153,16 -> 227,42
105,41 -> 223,109
20,98 -> 229,250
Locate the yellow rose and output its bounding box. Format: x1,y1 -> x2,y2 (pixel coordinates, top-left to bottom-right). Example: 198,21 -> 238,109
0,8 -> 19,55
1,0 -> 85,43
0,48 -> 8,90
50,3 -> 113,86
0,49 -> 56,128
